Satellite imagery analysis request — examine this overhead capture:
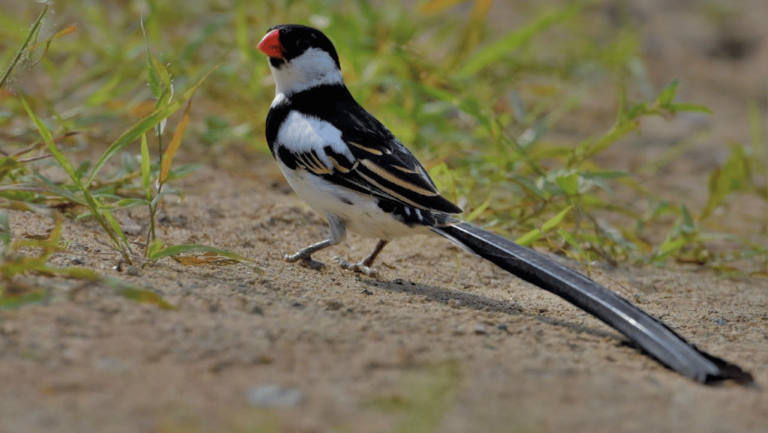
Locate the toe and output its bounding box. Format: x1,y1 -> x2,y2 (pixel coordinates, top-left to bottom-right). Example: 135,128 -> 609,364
334,256 -> 355,269
359,266 -> 379,278
299,258 -> 325,270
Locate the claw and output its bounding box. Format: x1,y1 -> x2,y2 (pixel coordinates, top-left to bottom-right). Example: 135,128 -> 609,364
300,258 -> 326,270
283,252 -> 325,270
334,256 -> 379,277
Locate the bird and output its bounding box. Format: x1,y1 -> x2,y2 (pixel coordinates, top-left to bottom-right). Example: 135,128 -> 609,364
256,24 -> 753,385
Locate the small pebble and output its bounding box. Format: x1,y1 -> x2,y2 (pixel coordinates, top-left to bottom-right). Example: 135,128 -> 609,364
0,322 -> 18,335
325,300 -> 343,311
125,266 -> 141,276
473,324 -> 487,335
245,384 -> 303,408
95,357 -> 130,372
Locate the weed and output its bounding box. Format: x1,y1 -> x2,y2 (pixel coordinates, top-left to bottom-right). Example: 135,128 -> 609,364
0,0 -> 765,297
0,213 -> 174,310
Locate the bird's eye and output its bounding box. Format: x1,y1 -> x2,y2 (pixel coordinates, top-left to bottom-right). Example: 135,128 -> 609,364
296,39 -> 309,51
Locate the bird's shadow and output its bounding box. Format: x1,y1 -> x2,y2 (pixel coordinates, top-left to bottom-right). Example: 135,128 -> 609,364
362,277 -> 628,344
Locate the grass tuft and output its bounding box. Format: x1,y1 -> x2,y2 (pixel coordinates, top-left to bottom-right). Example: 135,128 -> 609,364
0,0 -> 765,293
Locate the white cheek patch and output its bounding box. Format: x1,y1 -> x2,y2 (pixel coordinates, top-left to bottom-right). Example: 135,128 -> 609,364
276,112 -> 354,168
271,47 -> 343,96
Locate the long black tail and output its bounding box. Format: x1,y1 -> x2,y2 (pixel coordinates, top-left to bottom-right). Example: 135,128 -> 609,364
432,222 -> 753,385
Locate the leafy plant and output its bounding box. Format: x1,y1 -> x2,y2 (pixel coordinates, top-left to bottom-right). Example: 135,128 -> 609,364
0,212 -> 174,310
0,0 -> 765,281
4,5 -> 255,271
0,4 -> 267,311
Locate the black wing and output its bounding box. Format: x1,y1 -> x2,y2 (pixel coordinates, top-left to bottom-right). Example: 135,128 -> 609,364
268,84 -> 462,214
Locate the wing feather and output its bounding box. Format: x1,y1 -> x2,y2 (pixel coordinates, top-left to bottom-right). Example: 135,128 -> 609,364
358,159 -> 438,197
272,87 -> 462,215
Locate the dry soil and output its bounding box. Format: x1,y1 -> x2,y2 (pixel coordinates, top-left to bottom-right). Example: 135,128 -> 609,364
1,1 -> 767,432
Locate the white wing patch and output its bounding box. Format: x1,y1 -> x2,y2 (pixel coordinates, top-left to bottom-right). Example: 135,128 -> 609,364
276,112 -> 354,169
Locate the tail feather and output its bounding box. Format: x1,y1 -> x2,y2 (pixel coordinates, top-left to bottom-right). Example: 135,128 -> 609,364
432,222 -> 753,385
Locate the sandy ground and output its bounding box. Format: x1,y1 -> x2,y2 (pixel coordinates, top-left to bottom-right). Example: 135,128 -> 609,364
1,1 -> 768,432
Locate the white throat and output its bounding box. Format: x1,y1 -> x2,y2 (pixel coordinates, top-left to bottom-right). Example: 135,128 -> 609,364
270,47 -> 343,97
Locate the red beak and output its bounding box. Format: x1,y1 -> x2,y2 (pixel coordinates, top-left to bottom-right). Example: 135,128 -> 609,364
257,29 -> 284,59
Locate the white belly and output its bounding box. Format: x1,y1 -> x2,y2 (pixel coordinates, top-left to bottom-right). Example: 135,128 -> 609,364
277,160 -> 425,240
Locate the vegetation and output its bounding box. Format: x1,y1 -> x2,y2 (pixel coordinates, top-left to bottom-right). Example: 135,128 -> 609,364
0,0 -> 766,309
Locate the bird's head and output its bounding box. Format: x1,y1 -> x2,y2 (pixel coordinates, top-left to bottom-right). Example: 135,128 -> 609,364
257,24 -> 343,96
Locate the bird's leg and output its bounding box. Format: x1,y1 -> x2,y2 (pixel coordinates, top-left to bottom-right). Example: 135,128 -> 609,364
283,239 -> 335,269
360,239 -> 389,267
335,239 -> 389,277
283,215 -> 346,270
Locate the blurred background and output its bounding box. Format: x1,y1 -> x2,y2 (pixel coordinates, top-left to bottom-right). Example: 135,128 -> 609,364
0,2 -> 767,432
1,0 -> 766,272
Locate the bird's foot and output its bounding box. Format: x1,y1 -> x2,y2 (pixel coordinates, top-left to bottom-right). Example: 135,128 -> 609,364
334,257 -> 379,277
283,252 -> 326,270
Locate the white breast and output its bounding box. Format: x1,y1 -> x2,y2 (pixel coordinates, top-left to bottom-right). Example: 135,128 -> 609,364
276,112 -> 354,168
275,159 -> 425,240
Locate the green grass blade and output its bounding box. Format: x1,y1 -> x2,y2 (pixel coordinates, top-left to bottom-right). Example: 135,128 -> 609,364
0,201 -> 55,218
85,65 -> 219,188
516,206 -> 572,246
39,265 -> 100,280
657,79 -> 679,106
556,171 -> 579,196
0,212 -> 10,247
148,243 -> 252,262
0,4 -> 48,89
32,174 -> 86,205
558,227 -> 586,258
112,286 -> 176,310
147,238 -> 164,258
21,95 -> 125,255
113,198 -> 151,209
653,237 -> 688,263
668,103 -> 713,115
516,228 -> 542,246
465,194 -> 493,222
20,96 -> 79,184
140,133 -> 152,201
0,288 -> 50,309
458,3 -> 581,76
103,277 -> 177,310
541,205 -> 572,232
142,15 -> 163,99
581,120 -> 640,162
